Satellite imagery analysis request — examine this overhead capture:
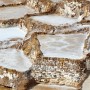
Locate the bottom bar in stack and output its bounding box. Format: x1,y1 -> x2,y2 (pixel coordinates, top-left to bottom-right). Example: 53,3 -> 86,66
0,48 -> 32,90
30,33 -> 88,89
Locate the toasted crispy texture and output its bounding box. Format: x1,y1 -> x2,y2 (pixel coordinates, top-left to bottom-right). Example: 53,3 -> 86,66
22,33 -> 43,60
27,0 -> 53,13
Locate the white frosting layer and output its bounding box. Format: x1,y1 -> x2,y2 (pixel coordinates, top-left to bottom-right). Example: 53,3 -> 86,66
31,14 -> 78,26
38,34 -> 87,59
50,0 -> 63,3
0,0 -> 25,6
0,5 -> 36,20
0,49 -> 32,72
0,26 -> 27,41
71,24 -> 90,30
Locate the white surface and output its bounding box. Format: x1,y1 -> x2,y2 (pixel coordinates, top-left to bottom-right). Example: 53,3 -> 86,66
0,39 -> 22,49
31,84 -> 77,90
0,5 -> 36,20
0,0 -> 25,6
0,49 -> 32,72
50,0 -> 63,3
0,26 -> 26,41
85,15 -> 90,20
31,15 -> 78,26
71,24 -> 90,30
82,74 -> 90,90
38,34 -> 87,59
47,85 -> 77,89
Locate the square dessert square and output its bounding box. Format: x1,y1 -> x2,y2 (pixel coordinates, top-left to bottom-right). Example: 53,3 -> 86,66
0,49 -> 32,89
24,14 -> 90,39
30,33 -> 88,89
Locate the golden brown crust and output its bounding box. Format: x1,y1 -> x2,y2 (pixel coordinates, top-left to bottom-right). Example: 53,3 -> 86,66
27,0 -> 54,13
0,65 -> 32,89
